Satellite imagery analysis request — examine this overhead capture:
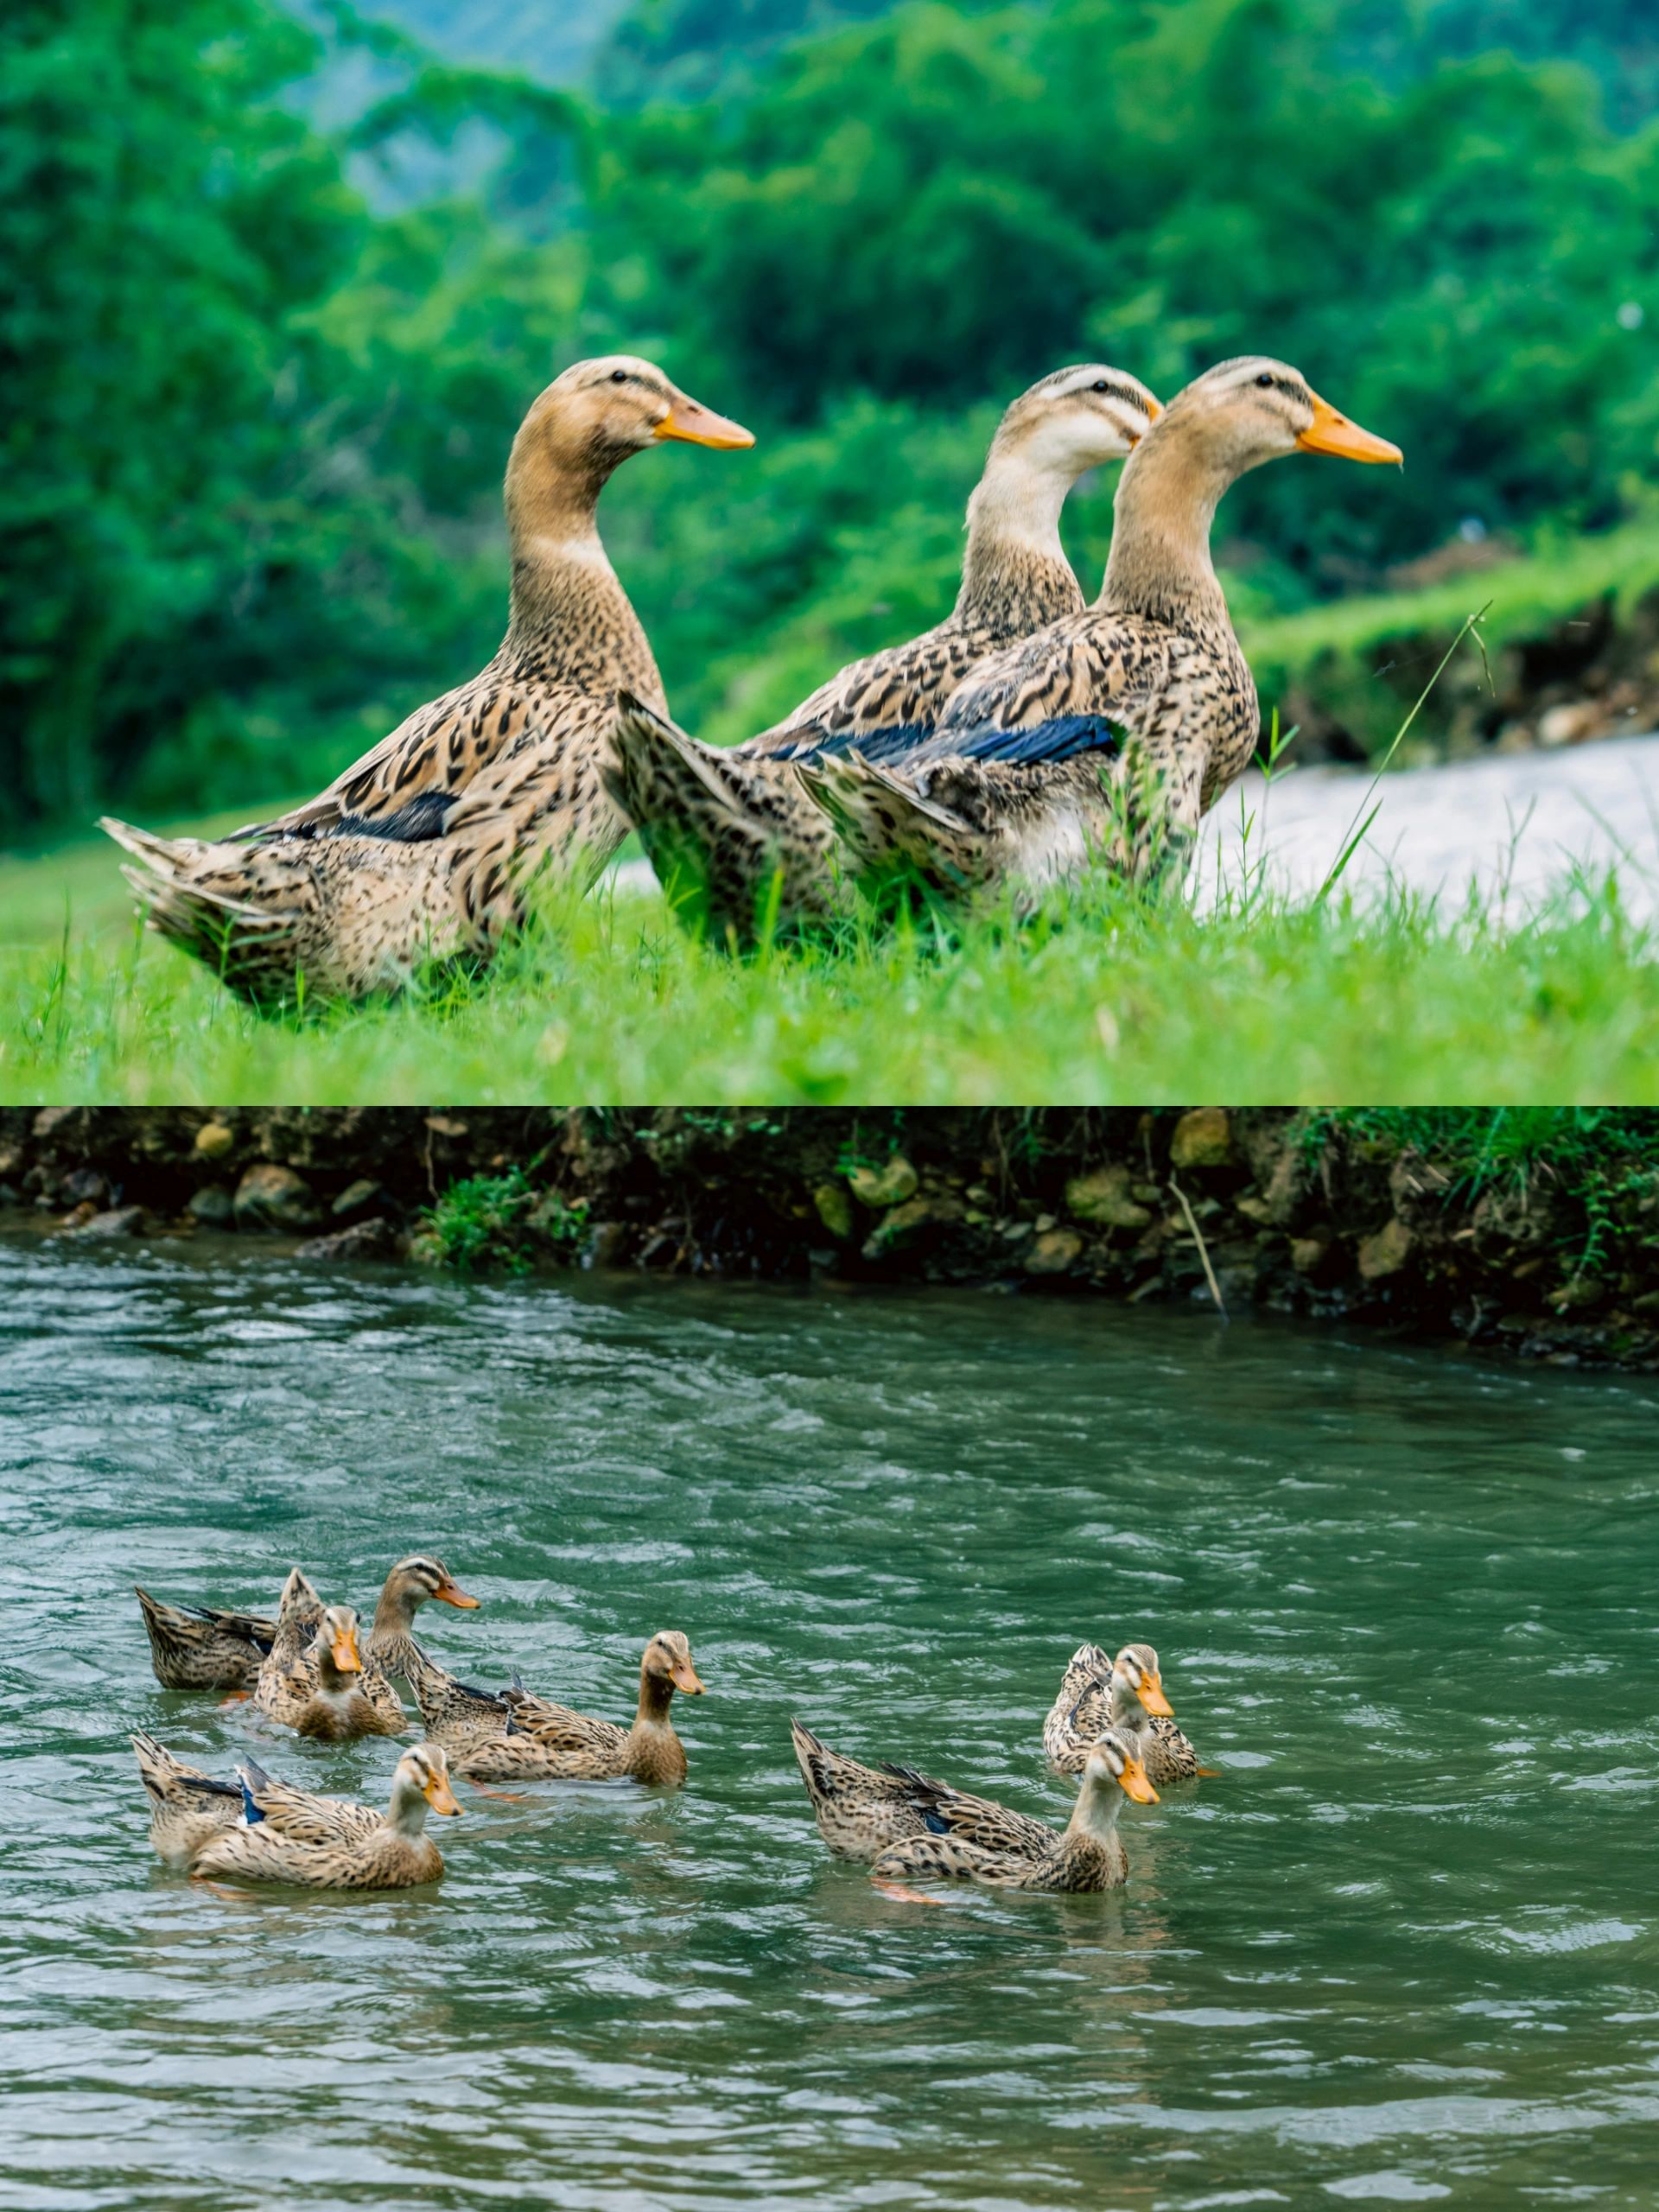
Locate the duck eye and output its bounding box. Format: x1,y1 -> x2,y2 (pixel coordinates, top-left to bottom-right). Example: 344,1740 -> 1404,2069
1255,373 -> 1274,389
1091,380 -> 1109,393
611,369 -> 628,385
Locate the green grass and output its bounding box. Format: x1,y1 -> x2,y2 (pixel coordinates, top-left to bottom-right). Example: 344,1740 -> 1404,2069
3,825 -> 1656,1103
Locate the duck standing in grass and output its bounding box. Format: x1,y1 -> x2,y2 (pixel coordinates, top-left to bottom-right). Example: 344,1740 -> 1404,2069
1043,1641 -> 1200,1786
799,357 -> 1401,905
188,1745 -> 461,1890
409,1631 -> 706,1785
791,1719 -> 1157,1894
603,365 -> 1160,944
103,358 -> 753,1003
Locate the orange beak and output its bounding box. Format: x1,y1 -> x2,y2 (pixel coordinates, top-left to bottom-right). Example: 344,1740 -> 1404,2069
332,1624 -> 362,1674
1296,390 -> 1402,466
1128,396 -> 1163,442
1137,1673 -> 1175,1719
654,393 -> 755,451
435,1575 -> 480,1611
424,1773 -> 461,1816
1116,1753 -> 1160,1806
670,1658 -> 707,1694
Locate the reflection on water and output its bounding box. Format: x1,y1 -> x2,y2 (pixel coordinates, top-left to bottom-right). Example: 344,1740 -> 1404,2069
2,1236 -> 1656,2209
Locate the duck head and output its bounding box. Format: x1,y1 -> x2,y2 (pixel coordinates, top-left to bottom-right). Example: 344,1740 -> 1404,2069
1147,355 -> 1402,480
991,364 -> 1163,478
1112,1642 -> 1175,1719
390,1743 -> 462,1833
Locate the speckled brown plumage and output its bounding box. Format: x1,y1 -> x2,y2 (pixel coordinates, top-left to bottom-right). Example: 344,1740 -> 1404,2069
187,1745 -> 461,1889
411,1631 -> 705,1787
799,356 -> 1402,906
133,1585 -> 275,1691
101,356 -> 752,1002
791,1719 -> 1156,1893
603,366 -> 1161,944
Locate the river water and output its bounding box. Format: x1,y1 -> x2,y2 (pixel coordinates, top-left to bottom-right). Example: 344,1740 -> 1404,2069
3,1238 -> 1656,2209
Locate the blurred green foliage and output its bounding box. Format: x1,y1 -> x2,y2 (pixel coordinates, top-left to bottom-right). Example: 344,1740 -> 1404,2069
4,0 -> 1658,838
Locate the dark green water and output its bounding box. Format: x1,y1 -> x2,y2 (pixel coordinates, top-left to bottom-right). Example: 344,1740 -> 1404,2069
3,1237 -> 1656,2210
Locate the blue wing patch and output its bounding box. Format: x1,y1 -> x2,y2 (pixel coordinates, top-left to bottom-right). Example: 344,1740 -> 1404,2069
238,1777 -> 266,1825
335,791 -> 456,843
922,1808 -> 951,1835
942,714 -> 1129,766
775,724 -> 931,766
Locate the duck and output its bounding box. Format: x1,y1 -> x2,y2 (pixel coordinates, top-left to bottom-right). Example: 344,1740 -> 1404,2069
409,1630 -> 706,1785
188,1745 -> 461,1889
1042,1641 -> 1200,1786
134,1586 -> 276,1691
602,365 -> 1160,945
869,1737 -> 1156,1894
791,1719 -> 1157,1893
798,357 -> 1402,905
254,1605 -> 404,1740
101,356 -> 754,1003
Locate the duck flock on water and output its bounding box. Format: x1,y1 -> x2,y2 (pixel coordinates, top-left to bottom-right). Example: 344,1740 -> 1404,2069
131,1556 -> 1204,1897
104,353 -> 1402,1001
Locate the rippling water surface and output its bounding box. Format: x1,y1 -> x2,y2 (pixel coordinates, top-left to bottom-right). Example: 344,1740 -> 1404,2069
3,1236 -> 1656,2209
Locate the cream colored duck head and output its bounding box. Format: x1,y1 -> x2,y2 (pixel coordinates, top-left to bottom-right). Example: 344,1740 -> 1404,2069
389,1744 -> 462,1834
311,1605 -> 364,1685
1145,355 -> 1401,483
641,1630 -> 706,1702
988,364 -> 1162,480
1079,1729 -> 1160,1814
1111,1642 -> 1176,1719
514,354 -> 753,486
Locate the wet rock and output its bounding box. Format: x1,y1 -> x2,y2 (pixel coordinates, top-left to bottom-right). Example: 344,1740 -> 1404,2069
861,1192 -> 960,1258
294,1220 -> 396,1262
812,1181 -> 855,1240
1550,1276 -> 1605,1311
1290,1236 -> 1332,1276
1234,1193 -> 1274,1225
848,1155 -> 918,1209
194,1120 -> 236,1160
70,1205 -> 143,1238
233,1163 -> 321,1234
1169,1109 -> 1233,1170
587,1220 -> 631,1268
59,1169 -> 109,1209
331,1179 -> 391,1222
187,1185 -> 235,1229
1065,1165 -> 1152,1231
1025,1229 -> 1084,1274
0,1183 -> 19,1208
1357,1219 -> 1414,1281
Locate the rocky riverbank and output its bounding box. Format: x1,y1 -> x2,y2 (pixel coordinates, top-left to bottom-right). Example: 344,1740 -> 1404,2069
3,1107 -> 1657,1372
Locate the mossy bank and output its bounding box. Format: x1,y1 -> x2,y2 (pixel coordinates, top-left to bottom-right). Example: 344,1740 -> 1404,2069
4,1107 -> 1658,1373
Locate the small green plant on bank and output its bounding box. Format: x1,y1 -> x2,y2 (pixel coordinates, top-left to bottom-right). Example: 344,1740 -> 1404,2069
417,1169 -> 590,1274
1305,1108 -> 1659,1278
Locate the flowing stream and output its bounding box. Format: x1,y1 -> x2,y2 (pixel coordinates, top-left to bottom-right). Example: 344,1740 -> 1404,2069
3,1237 -> 1656,2209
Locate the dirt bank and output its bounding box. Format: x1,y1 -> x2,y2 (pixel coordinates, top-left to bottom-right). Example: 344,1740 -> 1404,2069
4,1108 -> 1657,1372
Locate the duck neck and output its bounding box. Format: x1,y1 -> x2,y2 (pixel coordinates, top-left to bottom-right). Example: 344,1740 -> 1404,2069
633,1667 -> 677,1732
371,1577 -> 421,1645
501,422 -> 649,667
315,1649 -> 359,1698
955,449 -> 1079,627
386,1775 -> 431,1840
1110,1680 -> 1151,1746
1099,427 -> 1236,634
1066,1770 -> 1126,1847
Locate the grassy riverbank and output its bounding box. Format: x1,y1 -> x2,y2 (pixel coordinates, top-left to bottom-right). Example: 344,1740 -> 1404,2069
3,831 -> 1654,1103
